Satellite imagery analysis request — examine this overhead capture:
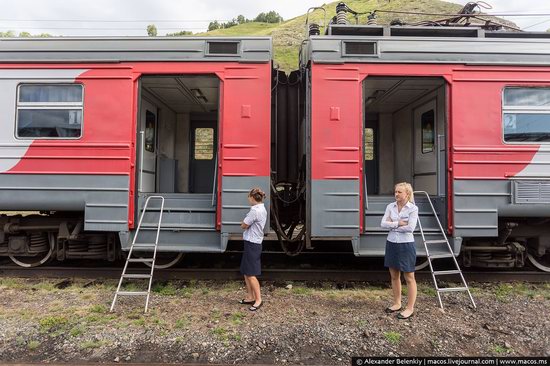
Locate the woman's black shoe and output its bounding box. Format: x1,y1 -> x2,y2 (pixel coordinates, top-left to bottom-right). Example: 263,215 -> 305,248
384,306 -> 402,314
249,301 -> 263,311
397,312 -> 414,319
239,299 -> 255,305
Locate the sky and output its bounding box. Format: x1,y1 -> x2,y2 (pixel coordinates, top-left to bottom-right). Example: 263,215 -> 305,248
0,0 -> 548,36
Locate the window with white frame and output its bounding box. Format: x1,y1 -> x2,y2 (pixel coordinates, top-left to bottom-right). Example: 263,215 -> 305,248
503,87 -> 550,143
16,84 -> 83,139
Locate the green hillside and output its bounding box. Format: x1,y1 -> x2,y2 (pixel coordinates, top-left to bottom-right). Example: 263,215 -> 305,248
196,0 -> 516,71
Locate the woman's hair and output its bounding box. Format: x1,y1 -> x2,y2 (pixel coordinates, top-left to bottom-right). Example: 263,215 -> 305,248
248,187 -> 266,203
395,182 -> 414,203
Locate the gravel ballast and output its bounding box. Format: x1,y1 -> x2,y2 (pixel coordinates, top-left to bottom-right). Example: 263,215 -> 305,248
0,278 -> 548,364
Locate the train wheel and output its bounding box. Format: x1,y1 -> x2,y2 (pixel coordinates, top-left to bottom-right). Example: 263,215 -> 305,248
415,257 -> 430,271
143,253 -> 184,269
527,253 -> 550,272
9,237 -> 54,268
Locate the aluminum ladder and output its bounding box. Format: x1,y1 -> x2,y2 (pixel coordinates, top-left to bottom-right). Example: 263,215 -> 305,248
414,191 -> 476,310
110,195 -> 165,313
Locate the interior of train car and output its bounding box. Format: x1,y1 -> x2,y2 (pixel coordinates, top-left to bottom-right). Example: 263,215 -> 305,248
135,75 -> 220,236
139,75 -> 220,195
362,76 -> 448,232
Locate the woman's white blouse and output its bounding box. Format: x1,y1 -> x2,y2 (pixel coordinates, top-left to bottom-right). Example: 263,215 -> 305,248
380,201 -> 419,243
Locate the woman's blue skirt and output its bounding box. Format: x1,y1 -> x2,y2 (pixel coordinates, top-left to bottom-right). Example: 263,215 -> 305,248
384,240 -> 416,273
240,240 -> 262,276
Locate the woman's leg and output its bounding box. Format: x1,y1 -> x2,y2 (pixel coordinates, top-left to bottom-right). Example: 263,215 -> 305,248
244,276 -> 254,301
388,267 -> 402,310
401,271 -> 417,317
248,275 -> 262,306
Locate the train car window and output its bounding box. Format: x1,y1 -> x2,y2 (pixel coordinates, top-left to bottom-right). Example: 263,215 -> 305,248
145,110 -> 156,153
503,87 -> 550,143
421,110 -> 435,153
364,128 -> 374,160
194,128 -> 214,160
16,84 -> 83,139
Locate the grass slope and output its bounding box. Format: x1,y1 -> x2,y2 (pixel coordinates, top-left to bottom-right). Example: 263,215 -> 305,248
196,0 -> 515,71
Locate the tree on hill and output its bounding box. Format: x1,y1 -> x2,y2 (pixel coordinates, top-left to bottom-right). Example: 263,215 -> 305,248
166,30 -> 193,36
237,15 -> 247,24
254,11 -> 283,23
147,24 -> 157,36
208,20 -> 220,31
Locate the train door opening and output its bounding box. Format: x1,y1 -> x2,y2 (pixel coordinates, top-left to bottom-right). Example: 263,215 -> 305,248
138,75 -> 220,196
362,76 -> 447,234
135,74 -> 220,237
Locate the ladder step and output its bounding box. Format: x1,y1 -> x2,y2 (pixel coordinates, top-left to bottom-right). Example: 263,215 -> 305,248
133,243 -> 157,248
127,258 -> 154,263
429,253 -> 455,259
437,287 -> 468,293
433,270 -> 461,276
116,291 -> 149,296
425,240 -> 448,244
122,274 -> 152,279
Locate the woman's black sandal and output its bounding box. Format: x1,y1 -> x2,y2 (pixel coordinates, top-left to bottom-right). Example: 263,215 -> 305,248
239,299 -> 255,305
397,312 -> 414,320
384,306 -> 402,314
249,302 -> 263,311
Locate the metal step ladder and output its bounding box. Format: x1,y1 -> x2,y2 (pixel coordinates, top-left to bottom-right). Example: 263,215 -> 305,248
414,191 -> 476,310
110,195 -> 165,313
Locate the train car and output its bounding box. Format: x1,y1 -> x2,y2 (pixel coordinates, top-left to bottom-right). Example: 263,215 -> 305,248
299,14 -> 550,271
0,37 -> 272,267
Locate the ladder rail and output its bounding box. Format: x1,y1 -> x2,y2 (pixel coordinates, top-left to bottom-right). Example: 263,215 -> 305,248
413,190 -> 476,310
111,195 -> 165,313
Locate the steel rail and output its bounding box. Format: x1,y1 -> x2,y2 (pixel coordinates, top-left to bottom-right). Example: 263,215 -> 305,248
0,266 -> 548,283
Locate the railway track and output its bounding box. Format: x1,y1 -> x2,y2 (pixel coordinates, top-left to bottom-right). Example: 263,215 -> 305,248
0,265 -> 548,283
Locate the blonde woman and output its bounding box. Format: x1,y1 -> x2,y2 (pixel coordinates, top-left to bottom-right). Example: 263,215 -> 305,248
380,182 -> 418,319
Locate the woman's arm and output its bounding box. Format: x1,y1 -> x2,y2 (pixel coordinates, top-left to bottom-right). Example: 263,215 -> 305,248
241,209 -> 256,229
380,205 -> 398,229
395,208 -> 418,233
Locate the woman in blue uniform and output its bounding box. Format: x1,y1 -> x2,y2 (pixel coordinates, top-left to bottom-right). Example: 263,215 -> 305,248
381,182 -> 418,319
239,187 -> 267,311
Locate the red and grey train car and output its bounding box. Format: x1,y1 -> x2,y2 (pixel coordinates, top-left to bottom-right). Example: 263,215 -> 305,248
0,37 -> 272,267
2,25 -> 550,273
301,24 -> 550,271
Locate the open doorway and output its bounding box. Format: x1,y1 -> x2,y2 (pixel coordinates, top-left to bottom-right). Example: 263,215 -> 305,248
362,76 -> 447,235
363,76 -> 446,197
139,75 -> 220,195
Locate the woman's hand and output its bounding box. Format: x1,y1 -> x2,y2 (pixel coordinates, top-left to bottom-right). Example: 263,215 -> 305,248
398,220 -> 408,227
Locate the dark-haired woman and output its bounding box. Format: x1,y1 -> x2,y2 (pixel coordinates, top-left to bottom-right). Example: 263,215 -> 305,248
239,187 -> 267,311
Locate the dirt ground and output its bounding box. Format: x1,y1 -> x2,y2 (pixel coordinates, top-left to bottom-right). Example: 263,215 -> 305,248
0,278 -> 548,365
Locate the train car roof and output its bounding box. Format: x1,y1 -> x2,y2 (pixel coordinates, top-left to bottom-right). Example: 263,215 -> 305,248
301,25 -> 550,66
0,37 -> 272,63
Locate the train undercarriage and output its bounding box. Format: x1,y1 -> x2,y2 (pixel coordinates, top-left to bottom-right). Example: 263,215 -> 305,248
1,211 -> 549,273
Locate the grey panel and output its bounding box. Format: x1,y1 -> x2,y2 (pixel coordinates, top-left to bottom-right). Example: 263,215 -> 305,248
0,37 -> 271,63
311,179 -> 359,237
361,195 -> 452,256
303,33 -> 550,66
158,156 -> 177,193
0,174 -> 129,231
121,229 -> 223,253
454,180 -> 550,238
364,195 -> 445,233
354,233 -> 461,257
124,193 -> 227,253
221,176 -> 270,234
137,193 -> 216,230
453,180 -> 506,237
